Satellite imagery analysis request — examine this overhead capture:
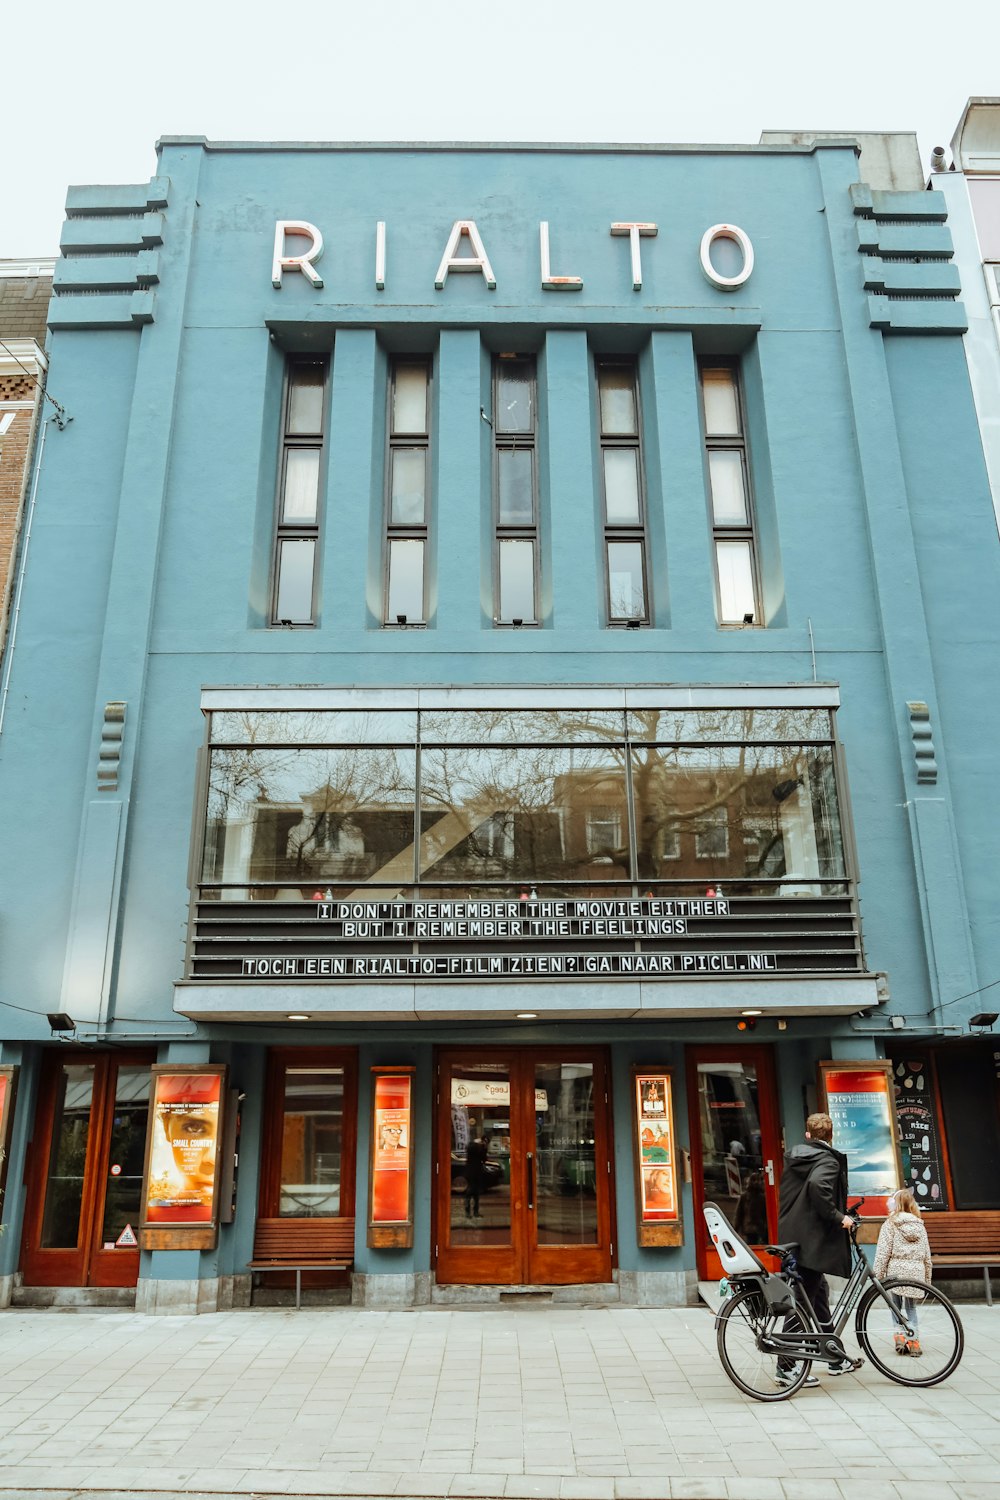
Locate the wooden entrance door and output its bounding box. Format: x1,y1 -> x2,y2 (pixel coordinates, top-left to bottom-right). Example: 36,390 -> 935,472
20,1051 -> 153,1288
687,1044 -> 782,1280
435,1047 -> 614,1286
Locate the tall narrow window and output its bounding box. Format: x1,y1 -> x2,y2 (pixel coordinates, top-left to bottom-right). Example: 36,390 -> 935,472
597,360 -> 648,624
386,360 -> 430,625
494,355 -> 538,625
272,359 -> 327,626
700,363 -> 759,625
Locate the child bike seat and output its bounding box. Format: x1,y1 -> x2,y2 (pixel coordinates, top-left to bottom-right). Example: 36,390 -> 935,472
703,1201 -> 769,1275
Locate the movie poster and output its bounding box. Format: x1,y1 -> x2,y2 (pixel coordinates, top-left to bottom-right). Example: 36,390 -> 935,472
371,1072 -> 412,1225
634,1072 -> 678,1222
144,1071 -> 223,1225
822,1065 -> 900,1217
0,1067 -> 15,1204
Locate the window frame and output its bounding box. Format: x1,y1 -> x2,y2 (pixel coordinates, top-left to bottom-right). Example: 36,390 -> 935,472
384,358 -> 432,627
492,354 -> 540,627
270,357 -> 328,628
699,359 -> 762,627
596,358 -> 650,626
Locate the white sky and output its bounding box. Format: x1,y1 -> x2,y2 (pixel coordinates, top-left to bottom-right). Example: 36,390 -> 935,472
3,0 -> 994,258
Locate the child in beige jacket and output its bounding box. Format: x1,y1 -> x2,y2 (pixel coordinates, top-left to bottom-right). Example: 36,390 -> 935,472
873,1187 -> 933,1356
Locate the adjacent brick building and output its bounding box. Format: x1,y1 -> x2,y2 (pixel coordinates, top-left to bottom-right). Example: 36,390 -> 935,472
0,260 -> 53,655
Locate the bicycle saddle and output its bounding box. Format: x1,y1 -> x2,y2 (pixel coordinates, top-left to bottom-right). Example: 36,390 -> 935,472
763,1242 -> 799,1256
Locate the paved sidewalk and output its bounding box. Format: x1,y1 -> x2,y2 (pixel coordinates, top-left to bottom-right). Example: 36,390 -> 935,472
0,1302 -> 998,1500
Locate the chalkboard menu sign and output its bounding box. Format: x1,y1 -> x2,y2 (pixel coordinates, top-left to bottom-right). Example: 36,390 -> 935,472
891,1057 -> 948,1210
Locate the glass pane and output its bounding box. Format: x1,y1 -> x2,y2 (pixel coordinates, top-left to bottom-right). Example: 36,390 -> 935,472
203,746 -> 417,888
275,539 -> 315,624
498,540 -> 536,622
419,710 -> 625,745
716,540 -> 756,623
210,710 -> 419,746
100,1065 -> 152,1244
279,1067 -> 344,1216
630,742 -> 845,885
390,448 -> 426,525
606,541 -> 646,621
287,364 -> 325,435
697,1062 -> 769,1246
41,1064 -> 95,1249
496,360 -> 534,432
497,449 -> 534,525
420,745 -> 629,882
708,450 -> 748,526
625,708 -> 834,743
598,367 -> 637,435
449,1063 -> 512,1245
387,538 -> 425,622
701,368 -> 741,436
282,449 -> 320,524
603,448 -> 641,524
535,1062 -> 598,1246
393,365 -> 428,434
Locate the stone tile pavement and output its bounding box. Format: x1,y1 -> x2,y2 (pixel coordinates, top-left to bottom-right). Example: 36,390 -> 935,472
0,1302 -> 998,1500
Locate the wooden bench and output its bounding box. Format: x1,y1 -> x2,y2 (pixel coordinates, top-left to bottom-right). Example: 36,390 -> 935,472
248,1217 -> 356,1308
925,1210 -> 1000,1306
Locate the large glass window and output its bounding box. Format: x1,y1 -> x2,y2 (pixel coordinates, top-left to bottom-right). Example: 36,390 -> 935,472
200,705 -> 848,897
272,360 -> 327,626
700,362 -> 759,626
597,361 -> 648,624
494,356 -> 538,625
386,360 -> 430,624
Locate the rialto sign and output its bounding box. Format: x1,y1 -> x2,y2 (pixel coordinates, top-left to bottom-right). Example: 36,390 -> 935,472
271,219 -> 755,295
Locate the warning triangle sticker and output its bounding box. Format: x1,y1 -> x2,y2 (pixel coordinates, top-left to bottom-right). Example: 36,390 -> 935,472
116,1223 -> 138,1248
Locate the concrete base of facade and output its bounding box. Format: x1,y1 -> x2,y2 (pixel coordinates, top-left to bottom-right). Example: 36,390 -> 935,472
352,1271 -> 433,1307
0,1273 -> 15,1309
427,1270 -> 697,1308
616,1268 -> 700,1307
12,1284 -> 136,1309
134,1274 -> 250,1315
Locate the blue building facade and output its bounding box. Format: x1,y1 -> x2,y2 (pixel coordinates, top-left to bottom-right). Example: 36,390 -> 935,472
0,134 -> 998,1313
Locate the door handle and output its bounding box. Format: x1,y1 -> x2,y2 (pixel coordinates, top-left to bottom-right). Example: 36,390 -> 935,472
526,1150 -> 535,1210
765,1158 -> 775,1186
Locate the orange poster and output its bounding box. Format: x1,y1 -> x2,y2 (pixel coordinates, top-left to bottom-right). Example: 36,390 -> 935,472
635,1072 -> 678,1222
371,1073 -> 412,1225
145,1072 -> 222,1224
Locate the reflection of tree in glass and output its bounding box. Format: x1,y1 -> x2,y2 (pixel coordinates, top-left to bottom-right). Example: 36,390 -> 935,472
201,707 -> 844,892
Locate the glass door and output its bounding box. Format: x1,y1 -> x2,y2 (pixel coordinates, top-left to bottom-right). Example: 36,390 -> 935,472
435,1049 -> 613,1287
687,1044 -> 782,1280
20,1052 -> 153,1288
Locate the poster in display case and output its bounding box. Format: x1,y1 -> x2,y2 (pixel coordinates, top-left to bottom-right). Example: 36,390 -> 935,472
0,1066 -> 18,1210
818,1059 -> 903,1220
632,1068 -> 682,1247
139,1065 -> 227,1250
368,1068 -> 414,1249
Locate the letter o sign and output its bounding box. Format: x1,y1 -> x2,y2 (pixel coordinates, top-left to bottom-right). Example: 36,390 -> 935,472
700,223 -> 754,290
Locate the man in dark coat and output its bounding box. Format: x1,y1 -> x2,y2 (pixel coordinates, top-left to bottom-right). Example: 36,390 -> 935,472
777,1111 -> 857,1380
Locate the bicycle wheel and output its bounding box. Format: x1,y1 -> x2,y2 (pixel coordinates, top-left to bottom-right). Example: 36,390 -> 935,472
855,1278 -> 964,1387
717,1287 -> 812,1401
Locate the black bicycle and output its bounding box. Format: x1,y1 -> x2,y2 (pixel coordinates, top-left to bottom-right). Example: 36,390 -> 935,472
706,1199 -> 964,1401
